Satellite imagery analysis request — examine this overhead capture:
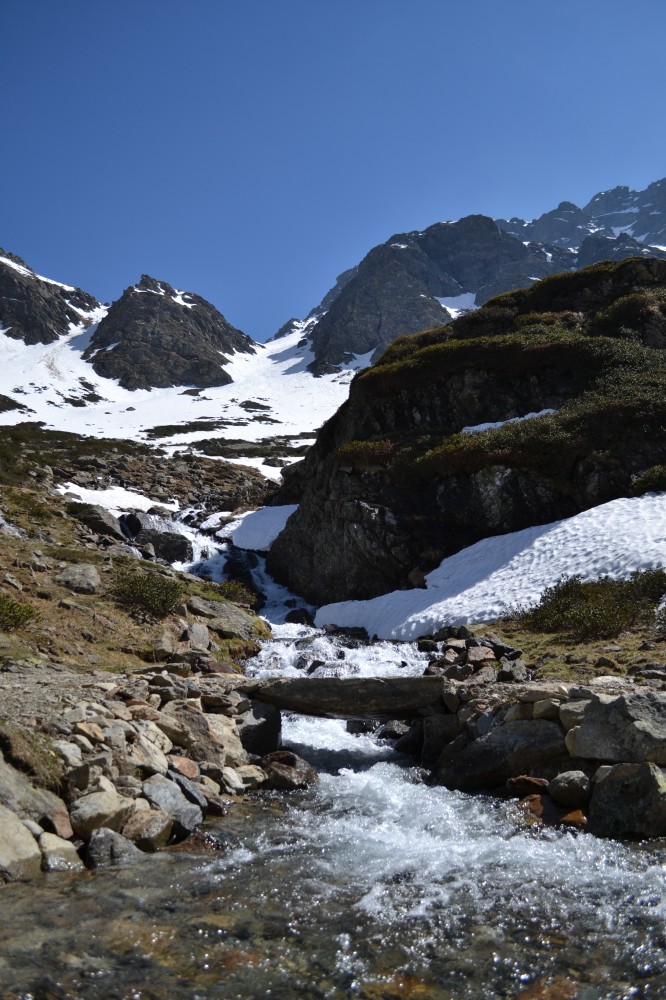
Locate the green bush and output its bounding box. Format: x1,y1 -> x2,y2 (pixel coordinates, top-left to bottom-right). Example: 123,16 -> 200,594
214,579 -> 258,606
111,571 -> 184,619
516,569 -> 666,640
0,594 -> 39,631
631,465 -> 666,496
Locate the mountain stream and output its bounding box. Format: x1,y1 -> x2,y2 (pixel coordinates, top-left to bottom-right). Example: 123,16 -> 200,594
0,516 -> 665,999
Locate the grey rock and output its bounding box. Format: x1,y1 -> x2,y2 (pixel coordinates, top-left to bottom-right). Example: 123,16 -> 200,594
435,720 -> 569,792
0,804 -> 42,881
85,827 -> 144,868
421,713 -> 462,762
55,564 -> 101,594
547,770 -> 591,808
69,776 -> 135,838
66,502 -> 127,542
569,691 -> 666,764
588,762 -> 666,838
142,774 -> 203,839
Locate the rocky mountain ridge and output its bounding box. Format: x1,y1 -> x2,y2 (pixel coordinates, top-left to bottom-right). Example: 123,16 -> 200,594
291,177 -> 666,372
267,256 -> 666,604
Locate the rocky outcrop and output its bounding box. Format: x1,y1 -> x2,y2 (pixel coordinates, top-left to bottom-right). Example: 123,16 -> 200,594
0,249 -> 100,346
84,274 -> 255,390
267,257 -> 666,604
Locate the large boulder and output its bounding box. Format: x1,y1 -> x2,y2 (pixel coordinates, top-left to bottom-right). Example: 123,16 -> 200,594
568,691 -> 666,765
435,720 -> 569,791
588,762 -> 666,838
261,751 -> 319,790
85,827 -> 143,869
55,564 -> 102,594
0,752 -> 68,827
66,502 -> 127,542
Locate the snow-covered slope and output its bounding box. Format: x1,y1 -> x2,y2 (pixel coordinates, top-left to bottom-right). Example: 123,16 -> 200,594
0,320 -> 368,479
315,493 -> 666,639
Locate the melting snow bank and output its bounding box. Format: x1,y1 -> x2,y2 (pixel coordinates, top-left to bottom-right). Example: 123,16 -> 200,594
315,493 -> 666,640
55,482 -> 180,515
222,504 -> 298,551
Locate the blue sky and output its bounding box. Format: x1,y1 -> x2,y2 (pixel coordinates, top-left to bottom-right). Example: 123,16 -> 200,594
4,0 -> 666,340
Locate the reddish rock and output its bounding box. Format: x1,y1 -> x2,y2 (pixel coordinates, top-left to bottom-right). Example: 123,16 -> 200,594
168,755 -> 200,780
518,794 -> 587,830
261,751 -> 319,790
466,646 -> 496,665
506,775 -> 549,798
73,721 -> 105,743
40,805 -> 74,841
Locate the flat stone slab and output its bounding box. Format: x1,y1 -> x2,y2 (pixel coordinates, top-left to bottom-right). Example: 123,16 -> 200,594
254,676 -> 449,719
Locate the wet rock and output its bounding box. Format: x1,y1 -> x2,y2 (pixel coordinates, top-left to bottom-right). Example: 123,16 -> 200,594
376,720 -> 411,741
38,832 -> 85,872
261,751 -> 319,790
394,720 -> 424,756
516,793 -> 587,830
168,772 -> 209,813
435,720 -> 569,792
122,807 -> 174,851
548,770 -> 591,808
0,804 -> 42,881
85,827 -> 144,868
506,775 -> 549,798
284,608 -> 315,626
237,701 -> 282,755
421,714 -> 461,762
346,719 -> 380,735
588,762 -> 666,838
55,563 -> 102,594
142,774 -> 203,839
69,776 -> 135,838
569,690 -> 666,764
235,764 -> 268,789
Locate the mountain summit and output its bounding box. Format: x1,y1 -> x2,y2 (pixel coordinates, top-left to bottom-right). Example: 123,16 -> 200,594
291,178 -> 666,373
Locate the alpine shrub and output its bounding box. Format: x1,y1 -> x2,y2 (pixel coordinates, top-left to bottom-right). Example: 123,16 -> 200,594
0,594 -> 39,631
111,571 -> 184,619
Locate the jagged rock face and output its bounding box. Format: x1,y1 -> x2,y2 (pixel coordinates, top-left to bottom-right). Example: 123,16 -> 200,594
308,216 -> 567,371
84,275 -> 255,390
499,178 -> 666,251
267,257 -> 666,605
301,179 -> 666,371
0,249 -> 100,345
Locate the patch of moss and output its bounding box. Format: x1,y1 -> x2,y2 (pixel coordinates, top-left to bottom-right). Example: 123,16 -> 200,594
0,718 -> 63,791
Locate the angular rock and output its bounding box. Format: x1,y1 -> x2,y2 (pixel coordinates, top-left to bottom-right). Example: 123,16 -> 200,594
569,691 -> 666,764
261,751 -> 318,790
237,701 -> 281,756
122,807 -> 173,851
588,762 -> 666,838
205,714 -> 248,767
0,752 -> 68,827
421,713 -> 461,762
435,720 -> 569,792
168,755 -> 200,780
85,827 -> 143,868
506,775 -> 549,798
55,564 -> 102,594
516,794 -> 587,830
142,774 -> 203,839
66,502 -> 127,542
558,699 -> 590,731
69,776 -> 135,838
533,698 -> 562,721
207,604 -> 263,641
0,804 -> 42,881
39,832 -> 85,872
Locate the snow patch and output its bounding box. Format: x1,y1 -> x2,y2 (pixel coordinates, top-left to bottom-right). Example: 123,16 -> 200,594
55,482 -> 179,516
435,292 -> 477,319
222,504 -> 299,551
461,409 -> 556,435
315,493 -> 666,640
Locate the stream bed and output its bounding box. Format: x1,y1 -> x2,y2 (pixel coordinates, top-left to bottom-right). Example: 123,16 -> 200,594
1,524 -> 665,998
